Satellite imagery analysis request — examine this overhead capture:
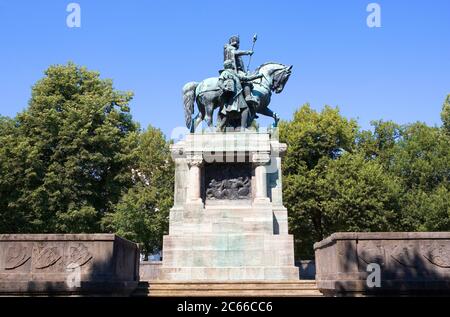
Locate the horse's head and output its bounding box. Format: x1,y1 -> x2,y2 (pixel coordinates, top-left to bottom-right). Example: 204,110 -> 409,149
256,62 -> 293,94
272,65 -> 292,94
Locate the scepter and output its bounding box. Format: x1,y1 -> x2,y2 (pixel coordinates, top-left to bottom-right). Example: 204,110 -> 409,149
246,34 -> 258,73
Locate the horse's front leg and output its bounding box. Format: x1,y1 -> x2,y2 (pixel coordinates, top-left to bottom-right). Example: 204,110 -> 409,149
257,107 -> 280,127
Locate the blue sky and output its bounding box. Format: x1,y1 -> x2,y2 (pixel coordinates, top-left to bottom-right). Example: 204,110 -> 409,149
0,0 -> 449,137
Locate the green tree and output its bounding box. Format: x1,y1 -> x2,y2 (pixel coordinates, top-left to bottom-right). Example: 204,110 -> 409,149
390,123 -> 449,192
0,63 -> 138,233
442,94 -> 450,134
320,153 -> 401,235
281,105 -> 402,259
107,126 -> 174,259
0,116 -> 29,232
357,120 -> 401,165
280,104 -> 358,173
399,186 -> 450,231
284,153 -> 402,259
389,122 -> 450,231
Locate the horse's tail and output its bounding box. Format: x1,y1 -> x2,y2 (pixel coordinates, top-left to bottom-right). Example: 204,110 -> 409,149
182,82 -> 199,129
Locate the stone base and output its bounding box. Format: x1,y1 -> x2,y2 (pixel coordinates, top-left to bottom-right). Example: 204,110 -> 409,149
0,281 -> 138,297
314,232 -> 450,296
133,280 -> 322,297
162,204 -> 298,281
140,261 -> 162,281
168,205 -> 275,235
163,233 -> 295,263
159,266 -> 299,281
0,234 -> 140,296
161,231 -> 297,281
164,131 -> 298,282
160,239 -> 299,282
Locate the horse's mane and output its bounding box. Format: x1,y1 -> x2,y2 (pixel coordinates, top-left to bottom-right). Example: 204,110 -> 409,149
255,61 -> 285,73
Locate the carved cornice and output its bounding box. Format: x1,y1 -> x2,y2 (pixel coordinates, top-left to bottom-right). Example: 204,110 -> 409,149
252,152 -> 270,165
270,141 -> 288,157
170,142 -> 185,159
278,143 -> 288,153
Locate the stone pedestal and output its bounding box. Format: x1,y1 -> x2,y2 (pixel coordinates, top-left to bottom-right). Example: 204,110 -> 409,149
161,131 -> 298,281
314,232 -> 450,296
0,234 -> 140,296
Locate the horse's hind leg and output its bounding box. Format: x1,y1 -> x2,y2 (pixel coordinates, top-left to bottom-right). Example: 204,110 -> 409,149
216,113 -> 227,132
192,101 -> 205,132
192,113 -> 203,132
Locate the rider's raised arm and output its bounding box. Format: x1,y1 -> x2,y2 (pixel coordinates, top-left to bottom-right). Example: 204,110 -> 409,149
239,73 -> 263,82
234,49 -> 253,56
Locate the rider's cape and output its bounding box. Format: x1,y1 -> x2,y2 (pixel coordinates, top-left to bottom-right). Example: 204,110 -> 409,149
218,69 -> 247,114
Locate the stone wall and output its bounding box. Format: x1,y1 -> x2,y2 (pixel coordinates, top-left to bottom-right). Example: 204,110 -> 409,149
0,234 -> 140,296
314,232 -> 450,296
140,261 -> 162,281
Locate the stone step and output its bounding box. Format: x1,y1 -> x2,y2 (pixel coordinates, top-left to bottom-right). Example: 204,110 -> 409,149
132,281 -> 323,297
158,266 -> 299,281
145,280 -> 319,290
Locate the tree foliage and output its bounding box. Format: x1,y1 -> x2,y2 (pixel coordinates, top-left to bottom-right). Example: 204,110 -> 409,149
106,126 -> 174,258
281,102 -> 450,258
0,63 -> 139,233
442,94 -> 450,135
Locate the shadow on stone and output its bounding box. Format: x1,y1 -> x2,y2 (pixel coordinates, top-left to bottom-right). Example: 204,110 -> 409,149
314,232 -> 450,296
295,260 -> 316,280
